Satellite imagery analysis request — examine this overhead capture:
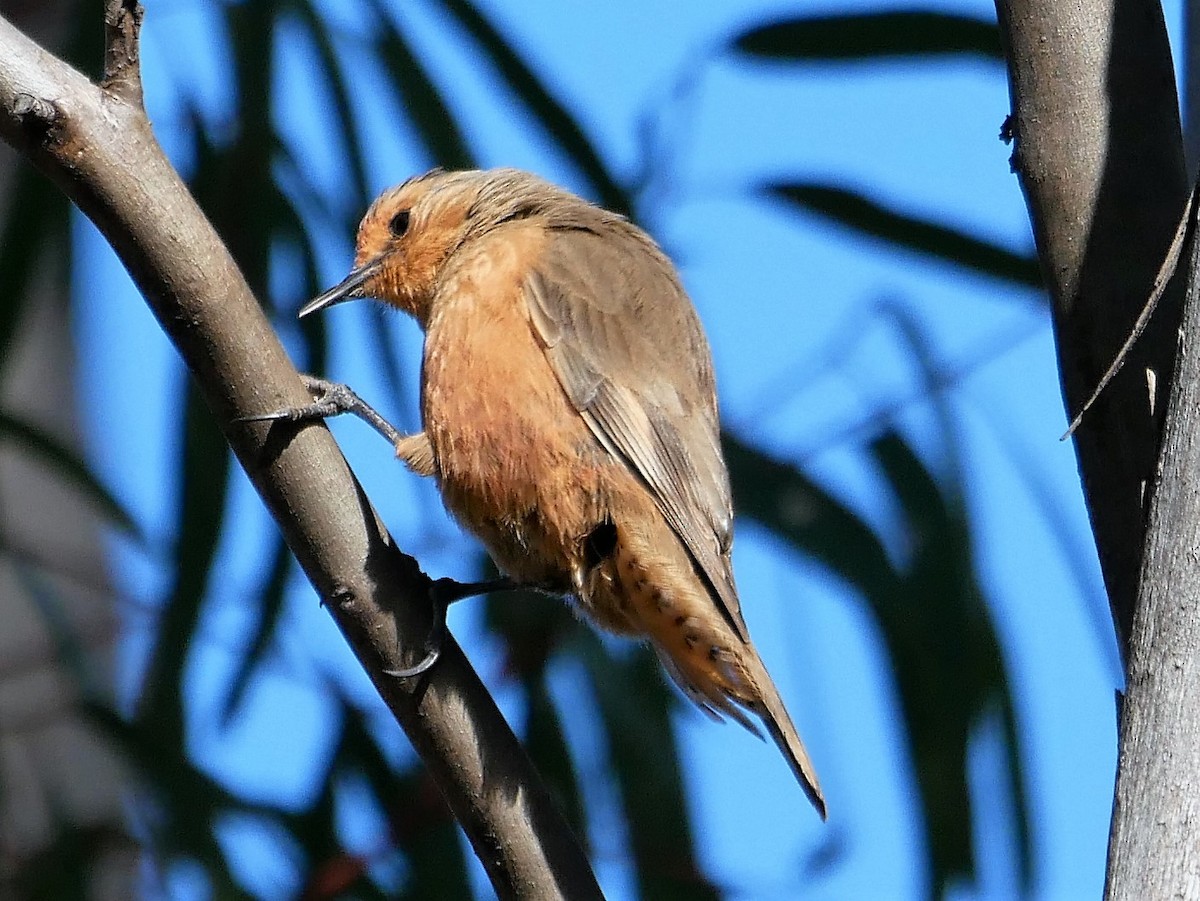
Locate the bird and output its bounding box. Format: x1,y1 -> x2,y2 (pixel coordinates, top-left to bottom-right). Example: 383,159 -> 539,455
291,167 -> 825,816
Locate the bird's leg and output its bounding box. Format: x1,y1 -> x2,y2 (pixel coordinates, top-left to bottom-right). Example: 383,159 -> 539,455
241,374 -> 402,442
243,379 -> 546,676
240,376 -> 435,475
384,576 -> 523,678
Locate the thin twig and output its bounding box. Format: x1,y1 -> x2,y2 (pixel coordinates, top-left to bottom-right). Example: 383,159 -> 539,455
1062,181 -> 1200,439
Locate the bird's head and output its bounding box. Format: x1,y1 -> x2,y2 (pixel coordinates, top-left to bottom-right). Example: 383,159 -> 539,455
300,167 -> 583,325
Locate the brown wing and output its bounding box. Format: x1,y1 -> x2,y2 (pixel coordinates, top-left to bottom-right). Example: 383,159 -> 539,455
524,224 -> 748,640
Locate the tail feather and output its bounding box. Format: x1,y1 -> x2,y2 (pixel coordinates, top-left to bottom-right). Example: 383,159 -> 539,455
657,638 -> 827,818
653,645 -> 762,733
746,653 -> 826,818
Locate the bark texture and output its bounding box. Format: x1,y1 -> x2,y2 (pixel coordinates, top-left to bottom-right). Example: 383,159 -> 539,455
995,0 -> 1200,895
994,0 -> 1187,653
0,5 -> 600,899
1105,209 -> 1200,899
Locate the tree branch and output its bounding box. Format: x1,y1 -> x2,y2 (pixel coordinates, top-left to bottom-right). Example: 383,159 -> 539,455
100,0 -> 141,108
0,5 -> 601,899
994,0 -> 1200,894
1104,201 -> 1200,898
994,0 -> 1188,656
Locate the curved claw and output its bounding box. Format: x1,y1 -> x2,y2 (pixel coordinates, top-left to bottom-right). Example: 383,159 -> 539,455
385,579 -> 451,681
235,376 -> 407,448
384,644 -> 441,679
384,577 -> 525,681
235,403 -> 327,425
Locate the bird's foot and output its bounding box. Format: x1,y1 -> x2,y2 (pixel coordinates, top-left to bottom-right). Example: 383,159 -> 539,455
383,576 -> 524,679
239,375 -> 405,447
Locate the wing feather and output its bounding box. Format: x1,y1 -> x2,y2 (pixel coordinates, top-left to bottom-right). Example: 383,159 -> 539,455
524,225 -> 746,638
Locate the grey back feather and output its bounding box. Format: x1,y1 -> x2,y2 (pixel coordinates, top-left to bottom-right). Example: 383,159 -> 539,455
523,216 -> 745,640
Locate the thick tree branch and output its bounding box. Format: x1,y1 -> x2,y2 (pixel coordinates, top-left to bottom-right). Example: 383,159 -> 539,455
1104,206 -> 1200,898
995,0 -> 1200,895
0,5 -> 601,899
994,0 -> 1188,655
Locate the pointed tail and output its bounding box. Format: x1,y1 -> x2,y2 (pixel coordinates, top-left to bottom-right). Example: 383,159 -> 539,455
746,651 -> 826,818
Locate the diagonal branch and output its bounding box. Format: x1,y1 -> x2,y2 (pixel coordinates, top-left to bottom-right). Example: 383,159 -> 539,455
0,4 -> 600,899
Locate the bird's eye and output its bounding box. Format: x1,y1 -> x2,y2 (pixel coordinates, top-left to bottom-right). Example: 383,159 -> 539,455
389,209 -> 411,238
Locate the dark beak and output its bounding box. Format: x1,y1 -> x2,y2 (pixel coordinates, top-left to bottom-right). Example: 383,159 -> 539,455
299,257 -> 383,318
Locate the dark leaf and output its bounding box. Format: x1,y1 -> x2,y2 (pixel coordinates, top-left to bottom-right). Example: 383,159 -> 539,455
733,11 -> 1003,62
579,636 -> 722,901
428,0 -> 630,213
13,824 -> 126,901
366,0 -> 477,171
210,2 -> 279,298
478,563 -> 589,849
484,578 -> 575,680
290,0 -> 374,210
881,307 -> 1032,891
723,431 -> 895,599
221,535 -> 292,726
868,429 -> 983,889
726,354 -> 1027,895
84,702 -> 258,899
0,170 -> 68,372
365,311 -> 410,423
767,182 -> 1043,290
0,407 -> 140,537
64,0 -> 107,74
997,690 -> 1033,889
135,381 -> 231,744
16,562 -> 102,696
335,699 -> 471,901
524,673 -> 587,844
270,179 -> 330,368
389,768 -> 471,901
291,721 -> 366,899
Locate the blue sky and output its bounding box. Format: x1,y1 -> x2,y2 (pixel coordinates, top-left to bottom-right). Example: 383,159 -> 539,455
68,0 -> 1190,897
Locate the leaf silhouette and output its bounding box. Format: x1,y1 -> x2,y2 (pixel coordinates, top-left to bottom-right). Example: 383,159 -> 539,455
767,182 -> 1043,290
733,11 -> 1003,62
